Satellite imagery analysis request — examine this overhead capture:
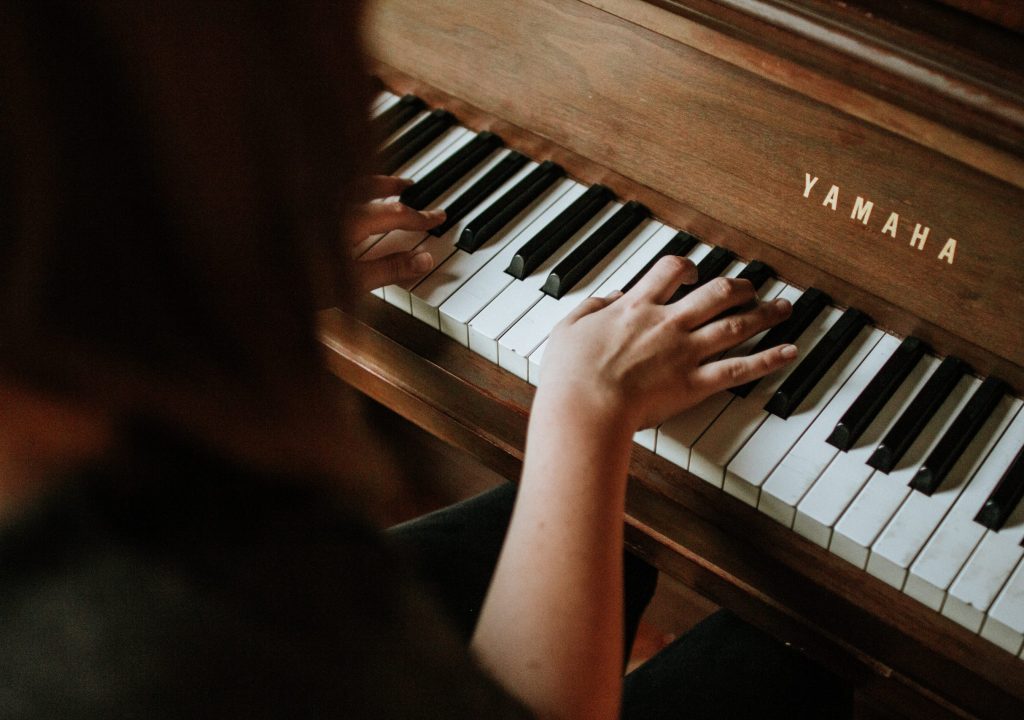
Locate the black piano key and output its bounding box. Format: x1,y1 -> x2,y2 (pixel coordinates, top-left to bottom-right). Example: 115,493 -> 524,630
428,151 -> 529,238
910,377 -> 1008,495
764,308 -> 870,420
379,108 -> 455,175
735,260 -> 773,290
667,246 -> 734,304
399,131 -> 504,211
867,356 -> 968,473
975,446 -> 1024,531
541,201 -> 648,299
619,231 -> 698,293
373,94 -> 426,139
827,336 -> 927,451
457,160 -> 564,253
731,287 -> 831,398
505,184 -> 613,279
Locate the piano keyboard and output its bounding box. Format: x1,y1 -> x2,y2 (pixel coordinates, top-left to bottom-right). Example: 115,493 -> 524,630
363,90 -> 1024,660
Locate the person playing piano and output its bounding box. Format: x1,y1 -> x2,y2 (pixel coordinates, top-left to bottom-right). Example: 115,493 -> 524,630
0,2 -> 848,718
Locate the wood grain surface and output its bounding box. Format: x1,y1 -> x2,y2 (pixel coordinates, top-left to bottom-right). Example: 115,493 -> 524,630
365,0 -> 1024,376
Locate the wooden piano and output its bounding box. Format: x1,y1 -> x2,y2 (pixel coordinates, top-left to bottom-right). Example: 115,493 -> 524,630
320,1 -> 1024,717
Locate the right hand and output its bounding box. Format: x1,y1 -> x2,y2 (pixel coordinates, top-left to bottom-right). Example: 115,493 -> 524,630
539,255 -> 796,432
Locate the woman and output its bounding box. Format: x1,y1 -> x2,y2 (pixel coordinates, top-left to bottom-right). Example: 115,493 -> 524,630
0,3 -> 847,718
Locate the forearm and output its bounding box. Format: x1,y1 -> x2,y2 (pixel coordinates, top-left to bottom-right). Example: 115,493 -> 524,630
469,256 -> 795,718
471,387 -> 635,720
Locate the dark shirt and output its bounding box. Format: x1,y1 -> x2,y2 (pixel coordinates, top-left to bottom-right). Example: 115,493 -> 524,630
0,423 -> 531,719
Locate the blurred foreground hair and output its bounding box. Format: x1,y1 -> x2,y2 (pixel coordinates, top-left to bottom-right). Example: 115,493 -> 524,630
0,1 -> 373,475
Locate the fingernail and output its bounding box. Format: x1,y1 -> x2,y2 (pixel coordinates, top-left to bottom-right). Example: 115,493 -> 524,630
424,209 -> 446,220
780,344 -> 798,359
774,298 -> 792,311
410,251 -> 434,273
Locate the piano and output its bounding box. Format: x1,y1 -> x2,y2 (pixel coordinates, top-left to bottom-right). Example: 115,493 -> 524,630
319,1 -> 1024,717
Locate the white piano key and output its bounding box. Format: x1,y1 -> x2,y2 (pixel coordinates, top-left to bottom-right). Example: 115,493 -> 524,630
500,222 -> 670,381
723,321 -> 882,507
653,277 -> 789,471
525,228 -> 712,386
688,286 -> 829,488
494,201 -> 627,378
469,200 -> 619,366
590,223 -> 680,297
906,402 -> 1024,610
355,126 -> 472,263
830,371 -> 977,570
866,383 -> 1017,591
982,559 -> 1024,654
792,353 -> 938,547
759,333 -> 900,527
371,91 -> 400,115
382,148 -> 514,313
943,493 -> 1024,632
436,180 -> 585,345
409,160 -> 543,328
380,108 -> 430,149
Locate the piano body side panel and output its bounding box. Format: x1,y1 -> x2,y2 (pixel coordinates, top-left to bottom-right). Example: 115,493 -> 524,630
319,302 -> 1024,719
365,0 -> 1024,380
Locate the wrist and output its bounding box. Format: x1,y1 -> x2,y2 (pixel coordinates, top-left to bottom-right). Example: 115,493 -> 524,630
532,379 -> 639,442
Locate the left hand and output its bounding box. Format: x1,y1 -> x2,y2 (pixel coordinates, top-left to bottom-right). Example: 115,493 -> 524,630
347,176 -> 446,292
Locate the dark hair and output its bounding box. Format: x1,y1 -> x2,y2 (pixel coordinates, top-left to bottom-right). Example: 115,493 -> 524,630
0,2 -> 373,473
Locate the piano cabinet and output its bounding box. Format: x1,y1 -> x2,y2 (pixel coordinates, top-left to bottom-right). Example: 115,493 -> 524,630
324,1 -> 1024,718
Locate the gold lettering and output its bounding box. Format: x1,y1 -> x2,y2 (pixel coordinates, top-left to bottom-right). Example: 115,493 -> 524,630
850,196 -> 874,225
881,212 -> 899,238
822,184 -> 839,211
938,238 -> 957,264
910,223 -> 930,250
803,173 -> 819,198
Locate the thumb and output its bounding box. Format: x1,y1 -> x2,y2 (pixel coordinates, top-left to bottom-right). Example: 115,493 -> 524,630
358,250 -> 434,292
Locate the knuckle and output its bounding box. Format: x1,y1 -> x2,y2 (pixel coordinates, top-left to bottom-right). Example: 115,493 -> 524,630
710,276 -> 734,299
658,254 -> 689,275
724,316 -> 746,337
725,359 -> 747,383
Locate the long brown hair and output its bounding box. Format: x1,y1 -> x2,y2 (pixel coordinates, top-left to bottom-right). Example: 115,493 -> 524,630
0,2 -> 374,477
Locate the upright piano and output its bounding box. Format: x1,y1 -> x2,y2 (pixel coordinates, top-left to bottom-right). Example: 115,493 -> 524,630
319,1 -> 1024,717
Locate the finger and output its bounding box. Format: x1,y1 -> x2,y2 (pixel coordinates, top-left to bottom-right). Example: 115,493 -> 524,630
357,249 -> 435,292
689,296 -> 792,358
350,201 -> 445,240
628,255 -> 698,305
669,277 -> 758,329
563,293 -> 618,324
692,343 -> 798,394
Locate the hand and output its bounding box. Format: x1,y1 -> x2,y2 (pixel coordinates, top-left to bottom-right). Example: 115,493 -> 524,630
539,255 -> 796,431
347,176 -> 446,292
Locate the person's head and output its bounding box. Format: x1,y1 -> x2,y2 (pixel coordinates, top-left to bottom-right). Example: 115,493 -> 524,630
0,2 -> 374,478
